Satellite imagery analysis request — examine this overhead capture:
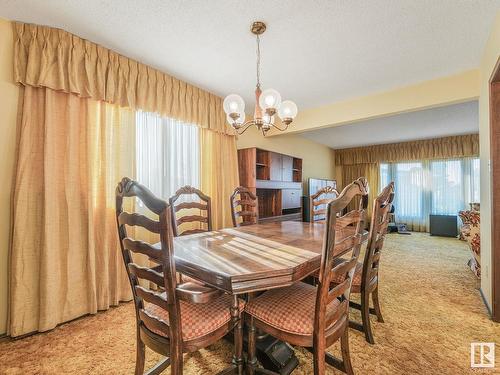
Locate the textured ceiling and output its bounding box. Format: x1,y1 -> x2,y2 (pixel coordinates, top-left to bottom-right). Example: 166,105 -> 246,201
301,101 -> 479,149
0,1 -> 499,110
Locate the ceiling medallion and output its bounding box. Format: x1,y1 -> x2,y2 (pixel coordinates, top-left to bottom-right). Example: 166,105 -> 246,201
223,21 -> 298,136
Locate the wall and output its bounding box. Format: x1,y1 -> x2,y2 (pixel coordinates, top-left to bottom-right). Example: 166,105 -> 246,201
0,18 -> 19,335
236,126 -> 336,193
479,12 -> 500,311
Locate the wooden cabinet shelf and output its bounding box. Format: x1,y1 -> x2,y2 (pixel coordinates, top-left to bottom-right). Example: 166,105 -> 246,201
292,158 -> 302,183
238,148 -> 303,222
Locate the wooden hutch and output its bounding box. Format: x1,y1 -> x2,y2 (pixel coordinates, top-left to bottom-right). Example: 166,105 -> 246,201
237,147 -> 303,222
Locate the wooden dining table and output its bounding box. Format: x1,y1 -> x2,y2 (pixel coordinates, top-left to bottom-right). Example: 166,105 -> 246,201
160,221 -> 367,374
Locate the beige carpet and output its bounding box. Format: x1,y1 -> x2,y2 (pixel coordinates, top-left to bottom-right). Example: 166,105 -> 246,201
0,233 -> 498,374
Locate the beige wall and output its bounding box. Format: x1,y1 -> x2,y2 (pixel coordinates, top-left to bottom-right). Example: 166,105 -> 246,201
479,12 -> 500,310
269,69 -> 479,136
0,18 -> 19,335
236,126 -> 335,193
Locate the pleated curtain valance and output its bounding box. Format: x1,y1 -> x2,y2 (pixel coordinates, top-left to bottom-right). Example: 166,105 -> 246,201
335,134 -> 479,165
12,22 -> 233,135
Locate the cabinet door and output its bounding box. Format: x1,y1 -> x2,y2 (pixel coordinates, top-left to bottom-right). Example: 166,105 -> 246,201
281,155 -> 293,182
282,189 -> 302,209
269,152 -> 282,181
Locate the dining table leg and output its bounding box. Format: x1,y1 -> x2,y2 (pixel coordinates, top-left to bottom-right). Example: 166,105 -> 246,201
247,316 -> 257,375
217,295 -> 245,375
231,294 -> 244,375
244,295 -> 279,375
217,294 -> 244,375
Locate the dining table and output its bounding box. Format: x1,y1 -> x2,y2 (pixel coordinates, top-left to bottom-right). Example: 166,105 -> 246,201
160,220 -> 367,375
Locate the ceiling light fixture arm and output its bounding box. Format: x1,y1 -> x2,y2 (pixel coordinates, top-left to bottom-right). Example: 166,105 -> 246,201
232,121 -> 256,135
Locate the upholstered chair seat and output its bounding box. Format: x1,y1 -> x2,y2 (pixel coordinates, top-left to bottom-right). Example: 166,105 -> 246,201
116,178 -> 241,374
336,182 -> 395,345
309,182 -> 395,346
244,178 -> 369,375
145,294 -> 245,341
245,282 -> 341,337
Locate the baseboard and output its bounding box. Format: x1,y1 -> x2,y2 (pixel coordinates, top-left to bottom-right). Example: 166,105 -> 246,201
479,288 -> 493,317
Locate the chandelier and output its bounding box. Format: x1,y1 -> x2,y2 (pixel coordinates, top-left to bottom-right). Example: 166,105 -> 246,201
223,21 -> 298,136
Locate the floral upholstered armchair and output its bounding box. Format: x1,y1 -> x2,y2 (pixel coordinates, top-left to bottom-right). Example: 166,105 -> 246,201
458,210 -> 480,278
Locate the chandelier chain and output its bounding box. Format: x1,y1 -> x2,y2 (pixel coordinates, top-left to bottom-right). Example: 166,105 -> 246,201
256,34 -> 261,88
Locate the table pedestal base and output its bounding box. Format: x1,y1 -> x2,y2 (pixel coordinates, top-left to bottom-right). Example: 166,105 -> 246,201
224,330 -> 299,374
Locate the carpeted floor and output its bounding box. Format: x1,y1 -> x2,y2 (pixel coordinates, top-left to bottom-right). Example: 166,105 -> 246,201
0,233 -> 498,374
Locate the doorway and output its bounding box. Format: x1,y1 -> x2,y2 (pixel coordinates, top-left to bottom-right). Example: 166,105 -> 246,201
489,57 -> 500,322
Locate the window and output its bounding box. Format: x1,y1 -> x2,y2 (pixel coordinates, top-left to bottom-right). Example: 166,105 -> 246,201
470,158 -> 480,203
136,111 -> 200,200
430,159 -> 463,216
380,158 -> 480,231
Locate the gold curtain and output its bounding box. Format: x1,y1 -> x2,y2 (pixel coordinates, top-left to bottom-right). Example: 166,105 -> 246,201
9,21 -> 241,337
9,86 -> 134,337
335,134 -> 479,165
12,22 -> 233,136
200,129 -> 240,229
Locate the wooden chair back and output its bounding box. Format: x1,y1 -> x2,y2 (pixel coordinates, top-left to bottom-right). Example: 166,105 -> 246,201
169,186 -> 212,236
230,186 -> 258,227
310,186 -> 339,223
115,177 -> 182,352
362,181 -> 395,292
314,177 -> 369,339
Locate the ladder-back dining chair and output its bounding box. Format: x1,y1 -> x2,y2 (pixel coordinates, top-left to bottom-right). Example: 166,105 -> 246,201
245,177 -> 369,375
116,177 -> 242,375
169,186 -> 212,237
331,181 -> 394,344
230,186 -> 258,227
310,186 -> 339,223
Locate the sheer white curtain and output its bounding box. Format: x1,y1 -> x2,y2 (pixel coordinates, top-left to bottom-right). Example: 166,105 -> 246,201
380,161 -> 429,231
136,111 -> 200,200
380,158 -> 480,232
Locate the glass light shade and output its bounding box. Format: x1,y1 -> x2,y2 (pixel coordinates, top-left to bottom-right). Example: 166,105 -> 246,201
259,88 -> 281,110
278,100 -> 298,120
223,94 -> 245,115
227,112 -> 245,125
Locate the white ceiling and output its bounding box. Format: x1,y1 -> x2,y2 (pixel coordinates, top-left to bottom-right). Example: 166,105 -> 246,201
1,0 -> 499,111
301,100 -> 479,149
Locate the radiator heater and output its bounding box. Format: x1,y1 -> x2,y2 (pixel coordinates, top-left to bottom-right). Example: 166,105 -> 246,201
429,215 -> 458,237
